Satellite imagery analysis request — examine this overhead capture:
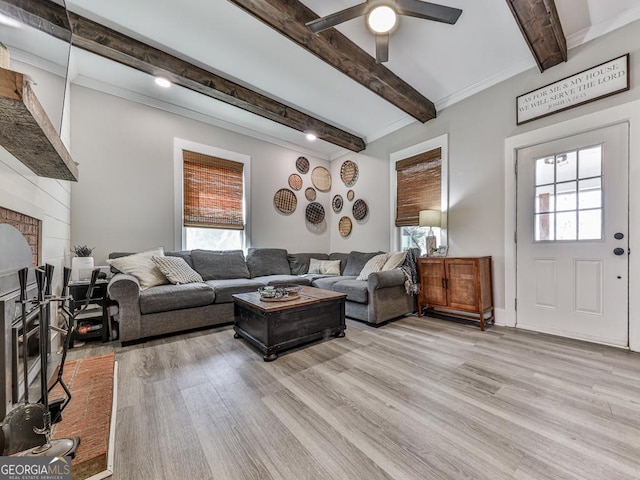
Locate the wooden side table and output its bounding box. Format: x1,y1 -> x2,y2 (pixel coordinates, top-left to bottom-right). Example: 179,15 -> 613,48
68,279 -> 111,345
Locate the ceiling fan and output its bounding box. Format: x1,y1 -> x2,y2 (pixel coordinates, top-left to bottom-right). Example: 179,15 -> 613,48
306,0 -> 463,63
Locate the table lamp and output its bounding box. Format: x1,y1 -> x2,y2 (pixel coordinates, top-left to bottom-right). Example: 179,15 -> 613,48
419,209 -> 441,256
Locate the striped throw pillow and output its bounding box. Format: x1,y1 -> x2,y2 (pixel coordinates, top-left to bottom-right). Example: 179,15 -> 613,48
152,256 -> 203,285
356,253 -> 390,281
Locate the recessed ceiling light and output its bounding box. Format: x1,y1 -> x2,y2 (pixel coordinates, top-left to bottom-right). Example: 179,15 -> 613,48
306,133 -> 317,141
367,6 -> 397,34
155,77 -> 171,88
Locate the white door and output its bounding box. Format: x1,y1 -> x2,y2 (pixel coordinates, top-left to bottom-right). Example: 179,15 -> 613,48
516,123 -> 629,346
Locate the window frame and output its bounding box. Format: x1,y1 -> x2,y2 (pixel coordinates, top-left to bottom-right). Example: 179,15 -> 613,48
390,134 -> 449,251
173,138 -> 251,251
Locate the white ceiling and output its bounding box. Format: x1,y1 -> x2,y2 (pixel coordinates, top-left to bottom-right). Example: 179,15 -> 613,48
2,0 -> 640,159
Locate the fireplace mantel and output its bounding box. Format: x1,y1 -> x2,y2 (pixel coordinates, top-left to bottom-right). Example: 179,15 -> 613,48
0,67 -> 78,181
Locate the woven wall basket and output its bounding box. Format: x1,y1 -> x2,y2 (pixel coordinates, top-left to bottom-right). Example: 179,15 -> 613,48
296,156 -> 309,174
311,166 -> 331,192
347,190 -> 355,201
305,202 -> 325,224
338,216 -> 352,237
340,160 -> 359,187
332,194 -> 343,213
305,187 -> 316,201
274,188 -> 297,214
288,173 -> 303,191
352,199 -> 368,220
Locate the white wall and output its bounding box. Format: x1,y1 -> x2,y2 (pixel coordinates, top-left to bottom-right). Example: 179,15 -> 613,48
345,19 -> 640,349
0,61 -> 71,295
70,86 -> 331,264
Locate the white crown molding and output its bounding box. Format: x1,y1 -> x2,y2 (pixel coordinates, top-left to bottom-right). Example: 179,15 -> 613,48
366,116 -> 416,144
7,47 -> 67,78
566,6 -> 640,50
72,75 -> 335,160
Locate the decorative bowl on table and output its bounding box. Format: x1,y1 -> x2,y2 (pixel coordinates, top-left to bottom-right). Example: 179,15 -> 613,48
258,285 -> 301,301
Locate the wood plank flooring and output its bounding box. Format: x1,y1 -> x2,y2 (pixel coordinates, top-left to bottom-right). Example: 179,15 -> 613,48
69,316 -> 640,480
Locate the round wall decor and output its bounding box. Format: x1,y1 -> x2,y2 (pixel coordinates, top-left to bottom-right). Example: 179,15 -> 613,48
296,156 -> 309,174
311,166 -> 332,192
305,187 -> 316,201
340,160 -> 359,187
288,173 -> 303,191
332,194 -> 343,213
352,199 -> 368,220
347,189 -> 355,201
305,202 -> 325,224
338,216 -> 352,237
274,188 -> 297,214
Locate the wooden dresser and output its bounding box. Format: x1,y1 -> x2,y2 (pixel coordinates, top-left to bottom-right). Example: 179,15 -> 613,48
417,256 -> 494,330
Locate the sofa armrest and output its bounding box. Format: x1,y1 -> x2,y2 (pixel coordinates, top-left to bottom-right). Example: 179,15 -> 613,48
367,269 -> 405,290
107,274 -> 142,343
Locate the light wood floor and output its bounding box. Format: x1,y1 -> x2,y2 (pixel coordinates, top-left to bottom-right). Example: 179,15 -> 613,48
71,316 -> 640,480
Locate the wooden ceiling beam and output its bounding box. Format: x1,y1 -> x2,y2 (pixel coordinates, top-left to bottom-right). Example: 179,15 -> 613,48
0,0 -> 366,152
506,0 -> 567,72
227,0 -> 436,123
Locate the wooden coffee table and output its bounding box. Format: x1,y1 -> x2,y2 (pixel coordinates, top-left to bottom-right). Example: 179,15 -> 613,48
233,286 -> 346,361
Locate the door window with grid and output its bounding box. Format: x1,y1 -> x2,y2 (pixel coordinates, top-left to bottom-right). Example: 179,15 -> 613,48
534,144 -> 603,241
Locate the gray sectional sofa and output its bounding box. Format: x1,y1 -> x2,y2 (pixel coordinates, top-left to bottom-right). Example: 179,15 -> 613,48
108,248 -> 417,344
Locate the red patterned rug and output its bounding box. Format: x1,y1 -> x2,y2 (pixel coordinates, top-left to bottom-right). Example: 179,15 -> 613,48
51,353 -> 116,479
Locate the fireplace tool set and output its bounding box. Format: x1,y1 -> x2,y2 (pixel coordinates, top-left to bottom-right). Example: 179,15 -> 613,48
1,265 -> 80,457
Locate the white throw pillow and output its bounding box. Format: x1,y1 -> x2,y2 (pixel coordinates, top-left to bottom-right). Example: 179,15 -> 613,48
382,251 -> 407,271
308,258 -> 341,275
356,253 -> 390,281
107,247 -> 168,290
152,256 -> 203,285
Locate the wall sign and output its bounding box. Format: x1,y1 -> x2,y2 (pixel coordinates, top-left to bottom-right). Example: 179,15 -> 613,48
516,54 -> 629,125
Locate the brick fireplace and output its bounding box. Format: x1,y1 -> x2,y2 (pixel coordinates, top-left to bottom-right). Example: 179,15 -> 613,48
0,206 -> 41,266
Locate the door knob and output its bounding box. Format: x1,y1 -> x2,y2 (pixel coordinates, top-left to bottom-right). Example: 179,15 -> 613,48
613,247 -> 625,256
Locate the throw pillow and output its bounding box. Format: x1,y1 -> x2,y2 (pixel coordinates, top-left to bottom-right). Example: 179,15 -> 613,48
246,248 -> 291,278
343,251 -> 384,276
382,251 -> 407,271
152,256 -> 203,284
356,253 -> 390,281
106,247 -> 168,290
288,253 -> 330,275
308,258 -> 341,275
191,249 -> 250,280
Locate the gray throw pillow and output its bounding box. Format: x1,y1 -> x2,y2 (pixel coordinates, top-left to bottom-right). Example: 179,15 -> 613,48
246,248 -> 291,278
287,253 -> 330,275
166,250 -> 195,269
152,256 -> 203,284
191,249 -> 250,280
343,251 -> 384,276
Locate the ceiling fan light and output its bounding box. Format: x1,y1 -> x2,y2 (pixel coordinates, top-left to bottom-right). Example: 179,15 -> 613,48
367,6 -> 397,34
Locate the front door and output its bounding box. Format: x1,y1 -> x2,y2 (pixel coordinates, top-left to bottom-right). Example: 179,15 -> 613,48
516,123 -> 629,346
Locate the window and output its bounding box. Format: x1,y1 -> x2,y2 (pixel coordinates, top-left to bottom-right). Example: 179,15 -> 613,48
396,147 -> 442,253
534,144 -> 603,241
181,149 -> 247,250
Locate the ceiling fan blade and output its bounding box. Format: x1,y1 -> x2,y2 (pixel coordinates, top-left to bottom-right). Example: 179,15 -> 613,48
375,34 -> 389,63
396,0 -> 463,24
306,3 -> 370,34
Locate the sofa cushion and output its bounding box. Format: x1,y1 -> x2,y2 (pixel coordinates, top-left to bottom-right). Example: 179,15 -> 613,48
343,251 -> 384,276
107,247 -> 168,290
139,282 -> 215,314
205,279 -> 264,303
329,253 -> 349,274
191,249 -> 250,280
166,250 -> 195,269
308,259 -> 341,275
287,253 -> 329,275
356,253 -> 389,281
252,275 -> 312,286
152,256 -> 203,284
312,275 -> 357,291
246,248 -> 291,278
331,279 -> 368,304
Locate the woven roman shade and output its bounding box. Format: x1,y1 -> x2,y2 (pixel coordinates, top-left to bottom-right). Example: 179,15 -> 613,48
395,147 -> 441,227
183,150 -> 244,230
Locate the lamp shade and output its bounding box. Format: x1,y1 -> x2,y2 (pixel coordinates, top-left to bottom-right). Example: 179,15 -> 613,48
419,209 -> 441,228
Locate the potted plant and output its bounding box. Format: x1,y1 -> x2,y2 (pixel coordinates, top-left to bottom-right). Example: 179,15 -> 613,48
71,245 -> 95,281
